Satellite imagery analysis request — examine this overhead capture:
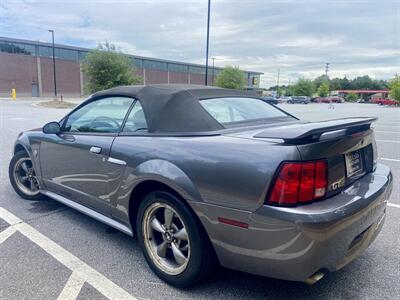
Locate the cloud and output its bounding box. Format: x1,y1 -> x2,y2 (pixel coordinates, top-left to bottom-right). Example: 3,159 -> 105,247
1,0 -> 398,87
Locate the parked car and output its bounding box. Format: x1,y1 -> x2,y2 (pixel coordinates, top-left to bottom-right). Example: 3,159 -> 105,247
372,98 -> 398,106
261,96 -> 279,105
330,96 -> 345,103
9,85 -> 392,287
280,96 -> 292,103
288,96 -> 310,104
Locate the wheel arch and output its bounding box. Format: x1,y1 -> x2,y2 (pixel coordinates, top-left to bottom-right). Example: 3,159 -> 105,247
14,143 -> 29,155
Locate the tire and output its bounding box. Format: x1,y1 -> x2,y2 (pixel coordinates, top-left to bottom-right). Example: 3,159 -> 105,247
136,191 -> 217,287
9,150 -> 44,200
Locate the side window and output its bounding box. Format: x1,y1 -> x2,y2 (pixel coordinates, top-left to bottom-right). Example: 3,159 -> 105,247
122,101 -> 148,132
64,97 -> 134,133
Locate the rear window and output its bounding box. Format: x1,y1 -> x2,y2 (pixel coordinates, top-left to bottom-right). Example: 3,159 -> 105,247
200,97 -> 290,125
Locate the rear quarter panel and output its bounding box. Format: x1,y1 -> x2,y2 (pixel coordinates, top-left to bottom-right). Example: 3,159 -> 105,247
109,135 -> 301,223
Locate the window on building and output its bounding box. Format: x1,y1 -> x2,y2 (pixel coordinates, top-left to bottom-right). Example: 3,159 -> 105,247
55,48 -> 78,61
133,58 -> 143,69
189,66 -> 206,74
143,60 -> 167,71
0,42 -> 35,56
168,63 -> 188,73
39,46 -> 51,58
78,51 -> 87,61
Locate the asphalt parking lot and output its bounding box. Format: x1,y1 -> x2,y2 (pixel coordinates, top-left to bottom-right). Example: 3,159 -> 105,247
0,100 -> 399,299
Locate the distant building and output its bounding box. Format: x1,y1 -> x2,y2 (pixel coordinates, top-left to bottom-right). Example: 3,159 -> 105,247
0,37 -> 262,97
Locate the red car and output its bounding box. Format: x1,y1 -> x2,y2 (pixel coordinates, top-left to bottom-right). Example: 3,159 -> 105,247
372,98 -> 398,106
315,97 -> 345,103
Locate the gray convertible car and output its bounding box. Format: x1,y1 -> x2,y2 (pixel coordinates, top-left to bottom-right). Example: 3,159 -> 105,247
9,84 -> 392,287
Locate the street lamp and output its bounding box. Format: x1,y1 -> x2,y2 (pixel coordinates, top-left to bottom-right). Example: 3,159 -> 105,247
204,0 -> 211,85
211,57 -> 216,86
48,30 -> 57,97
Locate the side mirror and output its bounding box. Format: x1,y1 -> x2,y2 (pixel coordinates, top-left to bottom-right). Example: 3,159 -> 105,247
43,121 -> 61,134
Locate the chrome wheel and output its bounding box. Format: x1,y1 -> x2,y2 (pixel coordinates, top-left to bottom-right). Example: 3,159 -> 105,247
142,202 -> 190,275
13,157 -> 40,196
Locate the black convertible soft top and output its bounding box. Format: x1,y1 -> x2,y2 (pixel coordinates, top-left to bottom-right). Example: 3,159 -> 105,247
91,84 -> 258,133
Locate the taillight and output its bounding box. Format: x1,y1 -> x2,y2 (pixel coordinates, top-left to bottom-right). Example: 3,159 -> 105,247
267,160 -> 327,206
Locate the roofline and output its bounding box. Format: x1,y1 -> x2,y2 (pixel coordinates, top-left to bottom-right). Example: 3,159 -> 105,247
0,36 -> 264,75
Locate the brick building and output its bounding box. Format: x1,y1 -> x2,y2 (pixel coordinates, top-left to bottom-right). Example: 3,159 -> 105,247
0,37 -> 262,97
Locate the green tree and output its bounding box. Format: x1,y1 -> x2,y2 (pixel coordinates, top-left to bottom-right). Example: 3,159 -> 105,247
215,66 -> 247,89
313,74 -> 329,89
389,75 -> 400,101
346,93 -> 359,102
293,79 -> 315,97
82,42 -> 142,93
317,81 -> 330,97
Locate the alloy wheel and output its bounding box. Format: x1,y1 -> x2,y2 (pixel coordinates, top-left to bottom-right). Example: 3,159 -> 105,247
142,202 -> 190,275
13,157 -> 40,196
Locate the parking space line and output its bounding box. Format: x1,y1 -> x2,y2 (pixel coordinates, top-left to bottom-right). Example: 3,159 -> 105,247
388,203 -> 400,209
0,207 -> 136,300
57,271 -> 86,300
374,130 -> 400,134
0,226 -> 17,244
379,157 -> 400,162
376,140 -> 400,144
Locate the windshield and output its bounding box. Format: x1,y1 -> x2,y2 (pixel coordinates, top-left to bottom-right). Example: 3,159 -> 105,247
200,97 -> 291,126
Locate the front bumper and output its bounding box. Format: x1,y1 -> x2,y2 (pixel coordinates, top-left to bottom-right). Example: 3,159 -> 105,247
192,163 -> 393,282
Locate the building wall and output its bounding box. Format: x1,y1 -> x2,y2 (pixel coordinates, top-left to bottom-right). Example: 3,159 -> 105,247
0,50 -> 259,97
40,57 -> 81,97
0,52 -> 38,97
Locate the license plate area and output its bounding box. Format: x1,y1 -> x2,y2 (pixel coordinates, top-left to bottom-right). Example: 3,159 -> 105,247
345,150 -> 363,178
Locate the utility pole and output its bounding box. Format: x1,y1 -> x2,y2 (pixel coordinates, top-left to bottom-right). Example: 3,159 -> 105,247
325,63 -> 330,77
48,30 -> 57,97
276,68 -> 280,97
204,0 -> 211,85
212,57 -> 216,86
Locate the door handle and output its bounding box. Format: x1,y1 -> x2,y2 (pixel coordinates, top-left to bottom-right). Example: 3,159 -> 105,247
89,146 -> 102,154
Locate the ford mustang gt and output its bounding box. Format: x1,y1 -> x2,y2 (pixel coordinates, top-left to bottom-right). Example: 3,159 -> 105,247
9,84 -> 392,287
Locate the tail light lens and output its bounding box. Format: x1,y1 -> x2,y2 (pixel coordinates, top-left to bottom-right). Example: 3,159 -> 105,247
268,160 -> 327,206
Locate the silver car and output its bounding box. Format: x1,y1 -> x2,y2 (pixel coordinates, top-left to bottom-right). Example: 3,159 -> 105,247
9,84 -> 392,287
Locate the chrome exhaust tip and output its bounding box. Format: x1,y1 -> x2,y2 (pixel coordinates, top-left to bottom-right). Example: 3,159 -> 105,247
304,271 -> 325,285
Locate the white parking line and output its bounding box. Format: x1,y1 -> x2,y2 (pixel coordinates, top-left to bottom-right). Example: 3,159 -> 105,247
379,158 -> 400,162
0,207 -> 136,300
388,203 -> 400,209
374,130 -> 400,134
0,226 -> 17,244
376,139 -> 400,144
57,272 -> 86,300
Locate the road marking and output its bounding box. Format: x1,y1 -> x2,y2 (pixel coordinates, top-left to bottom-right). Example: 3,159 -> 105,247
0,226 -> 17,244
379,157 -> 400,162
374,130 -> 400,134
376,139 -> 400,144
388,203 -> 400,209
0,207 -> 136,300
57,272 -> 86,300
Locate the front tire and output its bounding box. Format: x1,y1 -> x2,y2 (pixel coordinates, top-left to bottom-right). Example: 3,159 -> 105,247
9,150 -> 43,200
137,191 -> 217,287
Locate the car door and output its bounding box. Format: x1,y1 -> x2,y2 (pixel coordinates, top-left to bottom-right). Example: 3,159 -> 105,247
39,96 -> 135,215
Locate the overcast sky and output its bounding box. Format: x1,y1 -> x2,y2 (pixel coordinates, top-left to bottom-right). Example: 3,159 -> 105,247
1,0 -> 399,87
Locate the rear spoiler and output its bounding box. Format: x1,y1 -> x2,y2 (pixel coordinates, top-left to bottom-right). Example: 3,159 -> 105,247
254,117 -> 377,144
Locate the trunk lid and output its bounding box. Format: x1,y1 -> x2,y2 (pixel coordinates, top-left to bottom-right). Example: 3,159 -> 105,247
227,117 -> 378,199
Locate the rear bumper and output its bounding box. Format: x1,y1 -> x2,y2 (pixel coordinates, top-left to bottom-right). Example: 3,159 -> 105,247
192,163 -> 392,282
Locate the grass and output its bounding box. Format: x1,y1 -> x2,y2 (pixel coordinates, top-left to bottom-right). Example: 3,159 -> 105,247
36,100 -> 77,109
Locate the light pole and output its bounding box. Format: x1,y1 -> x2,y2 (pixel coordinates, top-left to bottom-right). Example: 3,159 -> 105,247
211,57 -> 216,86
48,30 -> 57,97
204,0 -> 211,85
277,68 -> 281,97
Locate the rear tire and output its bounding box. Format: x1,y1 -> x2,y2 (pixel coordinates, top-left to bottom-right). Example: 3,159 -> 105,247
9,150 -> 44,200
137,191 -> 217,287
